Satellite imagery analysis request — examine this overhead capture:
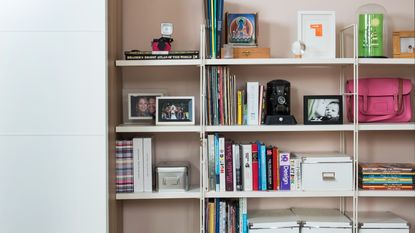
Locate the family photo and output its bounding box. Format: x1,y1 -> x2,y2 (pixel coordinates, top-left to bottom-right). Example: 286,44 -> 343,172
156,97 -> 195,125
129,93 -> 162,120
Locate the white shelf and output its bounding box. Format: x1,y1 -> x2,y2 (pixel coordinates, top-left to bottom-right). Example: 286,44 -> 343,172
205,190 -> 354,198
358,190 -> 415,197
205,58 -> 355,65
115,59 -> 201,66
116,124 -> 201,133
116,186 -> 201,200
205,124 -> 354,132
359,58 -> 415,65
359,123 -> 415,131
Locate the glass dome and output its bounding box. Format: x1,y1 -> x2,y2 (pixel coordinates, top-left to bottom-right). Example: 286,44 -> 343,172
357,3 -> 388,58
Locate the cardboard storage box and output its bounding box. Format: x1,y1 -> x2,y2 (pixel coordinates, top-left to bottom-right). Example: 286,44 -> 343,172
249,209 -> 300,233
346,211 -> 410,233
297,153 -> 353,191
292,208 -> 352,233
155,162 -> 190,192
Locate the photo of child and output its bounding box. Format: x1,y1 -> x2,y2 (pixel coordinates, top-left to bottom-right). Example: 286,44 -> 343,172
304,96 -> 343,125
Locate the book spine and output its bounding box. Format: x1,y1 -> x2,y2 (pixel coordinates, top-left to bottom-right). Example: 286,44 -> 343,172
290,158 -> 296,191
246,82 -> 259,125
266,147 -> 273,191
208,134 -> 216,191
214,134 -> 220,191
296,158 -> 301,190
256,142 -> 261,189
225,141 -> 234,191
232,144 -> 238,191
219,137 -> 226,192
272,147 -> 279,190
251,143 -> 259,191
260,144 -> 267,191
241,198 -> 247,233
133,138 -> 144,192
241,145 -> 253,191
237,90 -> 242,125
258,85 -> 263,125
208,202 -> 215,233
125,54 -> 199,60
279,152 -> 290,190
143,138 -> 153,192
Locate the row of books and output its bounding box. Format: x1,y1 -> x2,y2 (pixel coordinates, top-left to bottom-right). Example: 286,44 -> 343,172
205,198 -> 248,233
359,163 -> 415,190
205,66 -> 266,126
115,138 -> 153,193
204,0 -> 224,58
207,134 -> 301,192
124,50 -> 199,60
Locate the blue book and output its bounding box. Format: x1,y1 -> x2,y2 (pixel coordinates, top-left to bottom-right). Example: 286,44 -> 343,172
256,141 -> 262,189
216,0 -> 224,58
260,144 -> 267,190
279,152 -> 291,190
214,133 -> 220,191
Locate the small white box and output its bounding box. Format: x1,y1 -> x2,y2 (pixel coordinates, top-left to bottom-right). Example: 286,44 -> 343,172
346,211 -> 410,233
292,208 -> 352,233
297,152 -> 353,191
249,209 -> 300,233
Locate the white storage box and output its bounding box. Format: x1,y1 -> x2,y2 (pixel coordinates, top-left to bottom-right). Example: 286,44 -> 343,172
298,153 -> 353,191
346,211 -> 409,233
292,208 -> 352,233
155,162 -> 190,192
249,209 -> 300,233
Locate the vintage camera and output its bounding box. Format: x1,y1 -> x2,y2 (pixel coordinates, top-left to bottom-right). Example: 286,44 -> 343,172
265,80 -> 297,125
266,80 -> 291,115
152,23 -> 174,52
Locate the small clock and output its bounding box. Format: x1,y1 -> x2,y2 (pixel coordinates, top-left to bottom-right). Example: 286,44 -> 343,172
291,40 -> 306,58
161,23 -> 173,37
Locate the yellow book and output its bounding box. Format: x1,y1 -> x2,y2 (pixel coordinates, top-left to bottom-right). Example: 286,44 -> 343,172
208,202 -> 215,233
237,90 -> 242,125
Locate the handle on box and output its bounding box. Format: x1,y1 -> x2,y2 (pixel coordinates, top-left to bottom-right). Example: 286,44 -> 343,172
163,176 -> 180,185
322,172 -> 336,180
242,50 -> 251,56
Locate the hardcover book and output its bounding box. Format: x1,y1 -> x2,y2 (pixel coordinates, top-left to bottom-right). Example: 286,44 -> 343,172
279,152 -> 290,190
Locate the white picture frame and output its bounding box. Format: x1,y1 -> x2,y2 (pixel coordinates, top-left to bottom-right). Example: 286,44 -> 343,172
298,11 -> 336,58
156,96 -> 195,125
128,93 -> 163,120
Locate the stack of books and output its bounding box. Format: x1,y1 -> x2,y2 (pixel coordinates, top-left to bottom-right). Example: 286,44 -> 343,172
206,66 -> 266,126
359,163 -> 415,190
124,50 -> 199,60
204,0 -> 224,58
207,134 -> 302,192
115,138 -> 154,193
205,198 -> 247,233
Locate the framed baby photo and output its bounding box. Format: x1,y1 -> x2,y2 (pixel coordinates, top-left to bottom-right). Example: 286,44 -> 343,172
156,96 -> 195,125
304,95 -> 343,125
128,93 -> 163,120
393,31 -> 415,58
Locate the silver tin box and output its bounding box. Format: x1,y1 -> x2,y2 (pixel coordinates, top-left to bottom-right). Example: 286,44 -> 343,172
155,162 -> 190,192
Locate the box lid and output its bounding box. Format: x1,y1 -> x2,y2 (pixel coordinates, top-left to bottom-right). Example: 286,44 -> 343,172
292,208 -> 352,228
155,161 -> 190,172
346,211 -> 409,229
295,152 -> 352,163
249,209 -> 300,229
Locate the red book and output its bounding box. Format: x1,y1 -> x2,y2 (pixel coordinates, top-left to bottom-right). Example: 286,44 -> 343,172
251,143 -> 259,191
272,147 -> 279,190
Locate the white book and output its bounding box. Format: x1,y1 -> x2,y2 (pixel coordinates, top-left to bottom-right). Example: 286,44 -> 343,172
132,138 -> 144,192
247,82 -> 259,125
143,137 -> 153,192
241,144 -> 253,191
219,137 -> 226,192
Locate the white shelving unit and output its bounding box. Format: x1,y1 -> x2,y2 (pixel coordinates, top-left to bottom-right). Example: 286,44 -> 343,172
112,26 -> 415,233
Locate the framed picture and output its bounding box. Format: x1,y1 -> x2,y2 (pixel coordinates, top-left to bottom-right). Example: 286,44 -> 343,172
304,95 -> 343,125
128,93 -> 163,120
393,31 -> 415,58
298,11 -> 336,58
225,12 -> 257,46
156,96 -> 195,125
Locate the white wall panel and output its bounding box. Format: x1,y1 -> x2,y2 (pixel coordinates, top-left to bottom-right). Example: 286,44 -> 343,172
0,32 -> 105,135
0,135 -> 106,233
0,0 -> 104,31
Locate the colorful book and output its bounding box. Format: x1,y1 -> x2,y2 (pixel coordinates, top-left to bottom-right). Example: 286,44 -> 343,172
279,152 -> 290,190
251,143 -> 259,191
272,147 -> 279,190
225,140 -> 234,191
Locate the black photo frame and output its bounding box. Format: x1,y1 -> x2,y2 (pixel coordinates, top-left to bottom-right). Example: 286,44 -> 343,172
304,95 -> 343,125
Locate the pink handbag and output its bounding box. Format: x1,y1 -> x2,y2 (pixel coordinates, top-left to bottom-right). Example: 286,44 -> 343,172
346,78 -> 413,123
